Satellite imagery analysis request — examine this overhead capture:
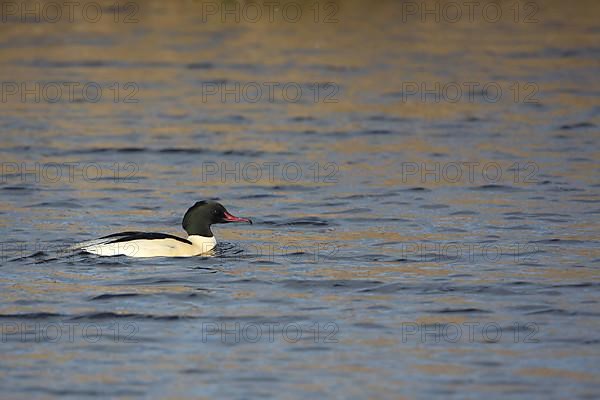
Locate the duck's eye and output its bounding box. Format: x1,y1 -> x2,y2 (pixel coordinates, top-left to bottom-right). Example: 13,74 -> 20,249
212,209 -> 218,215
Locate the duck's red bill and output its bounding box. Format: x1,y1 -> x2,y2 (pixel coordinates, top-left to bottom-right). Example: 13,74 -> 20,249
223,211 -> 252,224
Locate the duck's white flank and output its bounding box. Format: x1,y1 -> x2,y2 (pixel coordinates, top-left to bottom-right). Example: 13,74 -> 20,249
82,235 -> 217,258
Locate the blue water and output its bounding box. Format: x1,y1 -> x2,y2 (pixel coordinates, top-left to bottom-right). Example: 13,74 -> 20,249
1,0 -> 599,398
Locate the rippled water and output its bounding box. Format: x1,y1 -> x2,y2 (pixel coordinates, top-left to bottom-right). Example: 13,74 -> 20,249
1,0 -> 599,398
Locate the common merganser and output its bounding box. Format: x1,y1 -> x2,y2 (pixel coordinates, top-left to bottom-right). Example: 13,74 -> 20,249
76,201 -> 252,258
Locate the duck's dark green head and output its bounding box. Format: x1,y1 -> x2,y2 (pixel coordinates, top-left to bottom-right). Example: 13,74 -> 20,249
182,201 -> 252,237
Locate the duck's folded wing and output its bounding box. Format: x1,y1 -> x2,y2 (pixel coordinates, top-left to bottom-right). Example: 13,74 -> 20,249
101,232 -> 191,244
67,231 -> 147,253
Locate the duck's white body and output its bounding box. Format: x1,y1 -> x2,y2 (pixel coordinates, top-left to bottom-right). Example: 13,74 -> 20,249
78,234 -> 217,258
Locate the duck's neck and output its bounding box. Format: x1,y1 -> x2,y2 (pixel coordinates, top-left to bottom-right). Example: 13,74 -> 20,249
187,235 -> 217,253
185,223 -> 212,237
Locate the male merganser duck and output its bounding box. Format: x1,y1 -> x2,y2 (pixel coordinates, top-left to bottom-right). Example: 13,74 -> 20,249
76,201 -> 252,258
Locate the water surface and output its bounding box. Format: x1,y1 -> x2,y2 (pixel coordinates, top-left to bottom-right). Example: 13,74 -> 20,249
1,0 -> 599,398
